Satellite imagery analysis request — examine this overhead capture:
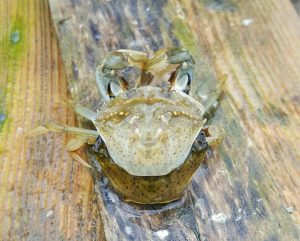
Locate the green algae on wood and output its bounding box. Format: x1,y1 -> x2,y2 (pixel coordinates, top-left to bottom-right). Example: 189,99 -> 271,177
0,17 -> 27,133
0,0 -> 105,240
0,16 -> 27,60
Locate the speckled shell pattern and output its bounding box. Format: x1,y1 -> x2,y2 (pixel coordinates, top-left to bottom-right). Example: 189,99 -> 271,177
94,86 -> 205,177
96,148 -> 207,204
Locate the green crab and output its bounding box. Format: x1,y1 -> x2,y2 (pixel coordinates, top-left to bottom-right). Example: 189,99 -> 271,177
30,48 -> 225,204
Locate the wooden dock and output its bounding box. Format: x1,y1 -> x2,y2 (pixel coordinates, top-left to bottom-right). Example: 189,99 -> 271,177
0,0 -> 300,240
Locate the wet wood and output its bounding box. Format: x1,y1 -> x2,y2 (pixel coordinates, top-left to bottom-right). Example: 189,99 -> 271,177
48,0 -> 300,240
0,0 -> 105,240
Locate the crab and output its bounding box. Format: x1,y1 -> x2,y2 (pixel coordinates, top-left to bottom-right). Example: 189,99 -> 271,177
29,48 -> 225,204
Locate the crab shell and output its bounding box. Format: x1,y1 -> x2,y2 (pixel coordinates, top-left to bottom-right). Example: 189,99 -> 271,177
93,86 -> 206,176
96,145 -> 207,204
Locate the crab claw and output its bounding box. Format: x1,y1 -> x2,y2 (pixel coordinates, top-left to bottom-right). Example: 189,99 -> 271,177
95,67 -> 127,101
96,50 -> 148,101
166,48 -> 195,65
116,49 -> 148,69
167,48 -> 195,94
95,54 -> 128,101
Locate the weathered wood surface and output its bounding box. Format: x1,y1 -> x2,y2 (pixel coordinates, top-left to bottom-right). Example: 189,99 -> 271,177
47,0 -> 300,240
0,0 -> 299,240
0,0 -> 105,240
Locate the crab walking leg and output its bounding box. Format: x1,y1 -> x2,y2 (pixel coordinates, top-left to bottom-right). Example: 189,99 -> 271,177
202,76 -> 227,120
193,125 -> 224,151
51,97 -> 97,122
28,124 -> 98,168
206,135 -> 224,148
65,137 -> 92,168
69,152 -> 92,168
45,123 -> 99,137
28,123 -> 99,137
74,104 -> 97,121
52,98 -> 97,121
206,125 -> 225,148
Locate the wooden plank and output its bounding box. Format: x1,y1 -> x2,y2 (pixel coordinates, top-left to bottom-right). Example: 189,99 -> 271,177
46,0 -> 300,240
0,0 -> 105,240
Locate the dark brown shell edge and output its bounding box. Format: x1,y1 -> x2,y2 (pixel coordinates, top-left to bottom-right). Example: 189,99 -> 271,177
95,148 -> 207,204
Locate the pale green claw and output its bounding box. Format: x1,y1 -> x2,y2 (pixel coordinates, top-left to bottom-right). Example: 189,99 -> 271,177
96,48 -> 196,100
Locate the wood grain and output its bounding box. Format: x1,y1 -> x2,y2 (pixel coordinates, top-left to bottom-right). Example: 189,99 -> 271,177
47,0 -> 300,240
0,0 -> 298,240
0,0 -> 105,240
47,0 -> 300,241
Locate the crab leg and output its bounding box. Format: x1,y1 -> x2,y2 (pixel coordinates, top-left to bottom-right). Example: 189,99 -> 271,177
45,123 -> 99,136
53,98 -> 98,122
193,125 -> 224,151
28,123 -> 98,138
202,76 -> 227,120
69,152 -> 92,168
28,123 -> 99,168
74,104 -> 97,121
205,125 -> 225,148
